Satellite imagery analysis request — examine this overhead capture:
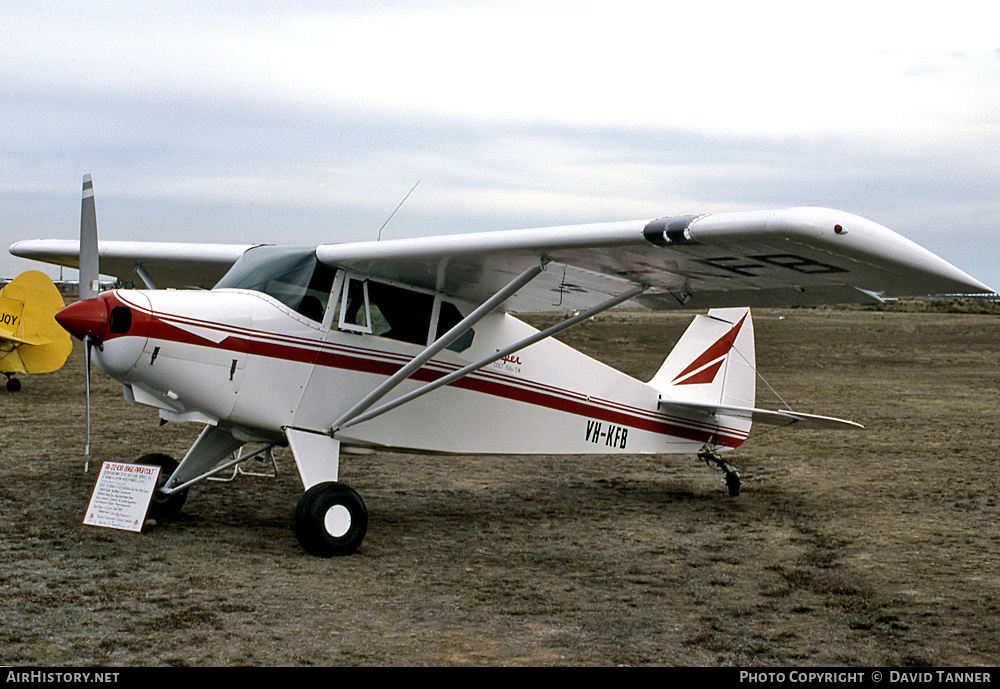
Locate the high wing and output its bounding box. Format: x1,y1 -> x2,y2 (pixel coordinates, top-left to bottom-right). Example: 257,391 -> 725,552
9,239 -> 252,290
315,208 -> 993,311
11,206 -> 992,307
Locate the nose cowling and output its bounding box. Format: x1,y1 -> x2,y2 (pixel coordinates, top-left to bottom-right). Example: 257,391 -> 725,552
56,297 -> 109,340
56,290 -> 152,377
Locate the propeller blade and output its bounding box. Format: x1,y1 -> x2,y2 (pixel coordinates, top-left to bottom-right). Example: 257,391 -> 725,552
84,335 -> 92,473
79,173 -> 99,472
79,174 -> 99,300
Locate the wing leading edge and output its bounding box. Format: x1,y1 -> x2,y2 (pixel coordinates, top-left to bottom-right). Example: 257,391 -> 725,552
11,206 -> 991,307
9,239 -> 252,290
315,207 -> 992,312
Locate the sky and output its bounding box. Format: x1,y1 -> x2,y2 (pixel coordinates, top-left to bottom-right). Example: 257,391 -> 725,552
3,0 -> 998,290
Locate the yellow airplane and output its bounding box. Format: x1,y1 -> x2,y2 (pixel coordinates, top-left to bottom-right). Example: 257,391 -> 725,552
0,270 -> 73,391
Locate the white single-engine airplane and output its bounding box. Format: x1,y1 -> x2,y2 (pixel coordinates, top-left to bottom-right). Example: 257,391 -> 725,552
10,175 -> 993,556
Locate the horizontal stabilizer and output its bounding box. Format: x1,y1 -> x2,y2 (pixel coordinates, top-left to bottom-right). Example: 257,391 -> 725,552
0,332 -> 53,347
658,399 -> 863,430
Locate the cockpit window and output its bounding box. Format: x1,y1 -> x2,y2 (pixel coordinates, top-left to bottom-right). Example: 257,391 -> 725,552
338,277 -> 433,344
339,277 -> 371,333
336,275 -> 474,351
368,281 -> 434,345
214,246 -> 336,322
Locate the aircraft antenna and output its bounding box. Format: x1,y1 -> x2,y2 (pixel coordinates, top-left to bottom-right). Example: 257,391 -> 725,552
377,180 -> 419,241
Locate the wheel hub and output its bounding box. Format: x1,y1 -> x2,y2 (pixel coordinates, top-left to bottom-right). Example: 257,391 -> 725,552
323,504 -> 353,538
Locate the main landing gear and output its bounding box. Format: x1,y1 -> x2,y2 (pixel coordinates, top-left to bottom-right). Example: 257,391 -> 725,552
134,449 -> 369,556
139,453 -> 189,519
132,423 -> 370,557
699,446 -> 741,497
293,482 -> 368,557
5,374 -> 21,392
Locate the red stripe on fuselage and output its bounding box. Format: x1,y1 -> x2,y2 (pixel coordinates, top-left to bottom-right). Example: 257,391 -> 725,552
127,304 -> 748,448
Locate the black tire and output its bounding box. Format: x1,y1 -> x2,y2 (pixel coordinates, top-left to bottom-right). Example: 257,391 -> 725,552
6,377 -> 21,392
726,471 -> 741,497
138,453 -> 188,519
294,481 -> 368,557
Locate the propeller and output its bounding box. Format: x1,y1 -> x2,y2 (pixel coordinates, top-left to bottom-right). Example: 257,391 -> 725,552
84,334 -> 92,472
80,174 -> 99,472
55,295 -> 108,472
51,174 -> 102,471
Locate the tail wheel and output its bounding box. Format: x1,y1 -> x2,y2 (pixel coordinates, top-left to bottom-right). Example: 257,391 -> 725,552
699,446 -> 742,497
294,481 -> 368,557
138,453 -> 189,519
726,470 -> 741,497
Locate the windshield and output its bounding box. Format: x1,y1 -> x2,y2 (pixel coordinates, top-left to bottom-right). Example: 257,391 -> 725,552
214,246 -> 336,322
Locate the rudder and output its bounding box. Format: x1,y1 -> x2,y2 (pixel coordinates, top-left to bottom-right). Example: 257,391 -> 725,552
649,307 -> 755,410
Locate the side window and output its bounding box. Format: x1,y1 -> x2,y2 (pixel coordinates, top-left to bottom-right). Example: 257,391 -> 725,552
297,261 -> 337,323
339,277 -> 371,333
367,281 -> 434,345
336,277 -> 440,347
334,276 -> 474,352
437,300 -> 475,352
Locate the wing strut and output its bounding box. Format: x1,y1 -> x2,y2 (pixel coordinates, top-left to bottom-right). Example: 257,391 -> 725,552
337,284 -> 646,432
329,262 -> 547,433
134,263 -> 159,290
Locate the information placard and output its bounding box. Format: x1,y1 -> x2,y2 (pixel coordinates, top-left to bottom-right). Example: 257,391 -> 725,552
83,462 -> 161,532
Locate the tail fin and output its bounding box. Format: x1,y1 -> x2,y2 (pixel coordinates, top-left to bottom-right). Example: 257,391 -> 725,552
649,307 -> 755,410
652,307 -> 862,441
0,270 -> 73,375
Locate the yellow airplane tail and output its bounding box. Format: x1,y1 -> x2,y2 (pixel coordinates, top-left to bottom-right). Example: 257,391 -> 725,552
1,270 -> 73,385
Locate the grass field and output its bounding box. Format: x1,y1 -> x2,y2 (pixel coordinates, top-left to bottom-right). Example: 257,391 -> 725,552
2,306 -> 998,666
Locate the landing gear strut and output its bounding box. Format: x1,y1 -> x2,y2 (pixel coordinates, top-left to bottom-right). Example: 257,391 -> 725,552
139,453 -> 189,519
699,446 -> 741,497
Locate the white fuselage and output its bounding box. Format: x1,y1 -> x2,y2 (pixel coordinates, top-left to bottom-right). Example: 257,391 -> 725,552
94,287 -> 749,457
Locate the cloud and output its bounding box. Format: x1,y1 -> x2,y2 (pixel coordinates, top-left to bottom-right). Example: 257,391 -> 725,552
2,1 -> 998,290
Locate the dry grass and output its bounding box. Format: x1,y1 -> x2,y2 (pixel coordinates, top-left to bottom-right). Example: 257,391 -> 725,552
2,307 -> 998,666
